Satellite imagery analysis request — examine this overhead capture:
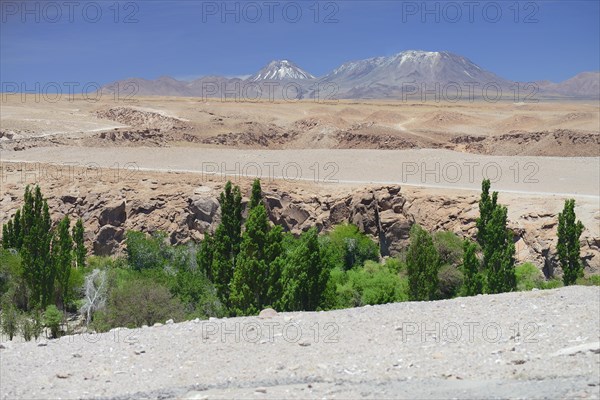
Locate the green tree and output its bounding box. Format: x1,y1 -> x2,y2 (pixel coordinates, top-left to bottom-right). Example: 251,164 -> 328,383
249,178 -> 263,210
280,228 -> 330,311
197,233 -> 215,281
230,198 -> 284,315
72,218 -> 86,269
211,181 -> 242,307
53,216 -> 73,309
1,220 -> 13,249
476,179 -> 498,248
483,205 -> 516,294
461,240 -> 484,296
557,199 -> 585,285
406,224 -> 440,301
21,186 -> 54,308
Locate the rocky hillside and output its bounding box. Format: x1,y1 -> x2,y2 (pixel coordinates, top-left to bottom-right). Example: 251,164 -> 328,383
1,163 -> 598,277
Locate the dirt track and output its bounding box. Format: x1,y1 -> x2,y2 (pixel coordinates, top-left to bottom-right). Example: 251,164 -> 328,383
1,286 -> 599,399
2,147 -> 598,199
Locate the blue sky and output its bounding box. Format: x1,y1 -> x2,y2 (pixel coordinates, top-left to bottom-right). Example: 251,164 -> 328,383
1,1 -> 599,87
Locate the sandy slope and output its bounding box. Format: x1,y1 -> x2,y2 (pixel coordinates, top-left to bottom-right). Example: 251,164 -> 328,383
1,286 -> 598,399
1,96 -> 598,156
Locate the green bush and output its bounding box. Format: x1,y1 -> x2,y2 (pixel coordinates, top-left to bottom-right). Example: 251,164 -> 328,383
383,257 -> 404,274
322,261 -> 408,309
575,275 -> 600,286
125,231 -> 170,271
540,279 -> 563,289
1,304 -> 19,340
326,224 -> 379,270
20,315 -> 34,341
93,277 -> 185,331
433,231 -> 464,266
515,263 -> 544,291
44,305 -> 63,338
437,264 -> 463,299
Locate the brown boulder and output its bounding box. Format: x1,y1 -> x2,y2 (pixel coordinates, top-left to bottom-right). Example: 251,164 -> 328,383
98,201 -> 126,227
93,225 -> 124,256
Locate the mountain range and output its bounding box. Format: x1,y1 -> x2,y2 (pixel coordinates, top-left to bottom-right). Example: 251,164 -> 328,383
101,51 -> 600,100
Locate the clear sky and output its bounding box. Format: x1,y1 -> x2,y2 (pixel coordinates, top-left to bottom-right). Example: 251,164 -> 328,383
1,1 -> 599,87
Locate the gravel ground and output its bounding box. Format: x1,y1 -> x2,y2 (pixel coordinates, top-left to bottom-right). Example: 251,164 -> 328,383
1,286 -> 599,400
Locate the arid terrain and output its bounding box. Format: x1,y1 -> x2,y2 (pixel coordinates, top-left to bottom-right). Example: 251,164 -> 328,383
1,286 -> 599,399
1,95 -> 599,155
1,95 -> 599,399
1,95 -> 599,273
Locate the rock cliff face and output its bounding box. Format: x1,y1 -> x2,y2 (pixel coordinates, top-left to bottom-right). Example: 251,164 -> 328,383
0,166 -> 598,277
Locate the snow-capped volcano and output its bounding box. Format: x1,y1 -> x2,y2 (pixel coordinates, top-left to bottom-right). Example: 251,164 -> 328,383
249,60 -> 316,81
324,50 -> 508,86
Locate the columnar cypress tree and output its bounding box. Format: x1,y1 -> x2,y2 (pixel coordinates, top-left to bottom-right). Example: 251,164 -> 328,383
476,179 -> 497,248
249,179 -> 262,210
230,179 -> 284,315
483,205 -> 516,294
21,186 -> 54,308
72,218 -> 86,269
476,180 -> 516,294
197,233 -> 215,281
13,209 -> 22,250
406,224 -> 440,301
230,202 -> 270,315
2,220 -> 14,249
461,240 -> 484,296
54,215 -> 73,309
211,181 -> 242,307
557,199 -> 585,285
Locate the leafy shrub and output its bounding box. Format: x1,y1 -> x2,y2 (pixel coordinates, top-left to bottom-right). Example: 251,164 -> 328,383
327,224 -> 379,270
540,279 -> 563,289
44,305 -> 63,338
515,263 -> 544,291
1,304 -> 19,340
575,275 -> 600,286
437,264 -> 463,299
93,278 -> 185,331
20,315 -> 34,341
383,257 -> 404,274
322,261 -> 408,309
125,231 -> 170,271
433,231 -> 464,266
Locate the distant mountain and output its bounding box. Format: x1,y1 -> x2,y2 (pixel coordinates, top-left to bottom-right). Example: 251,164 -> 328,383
535,72 -> 600,98
324,50 -> 509,86
249,60 -> 316,81
322,50 -> 514,99
99,52 -> 599,100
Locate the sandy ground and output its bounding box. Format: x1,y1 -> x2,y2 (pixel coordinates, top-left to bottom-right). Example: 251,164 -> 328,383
1,95 -> 599,155
2,147 -> 598,198
1,286 -> 598,399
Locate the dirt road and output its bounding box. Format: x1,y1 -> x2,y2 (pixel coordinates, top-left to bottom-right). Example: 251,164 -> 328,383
2,147 -> 598,198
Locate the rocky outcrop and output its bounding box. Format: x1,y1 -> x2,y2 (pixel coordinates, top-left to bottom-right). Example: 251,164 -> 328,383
1,177 -> 597,277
